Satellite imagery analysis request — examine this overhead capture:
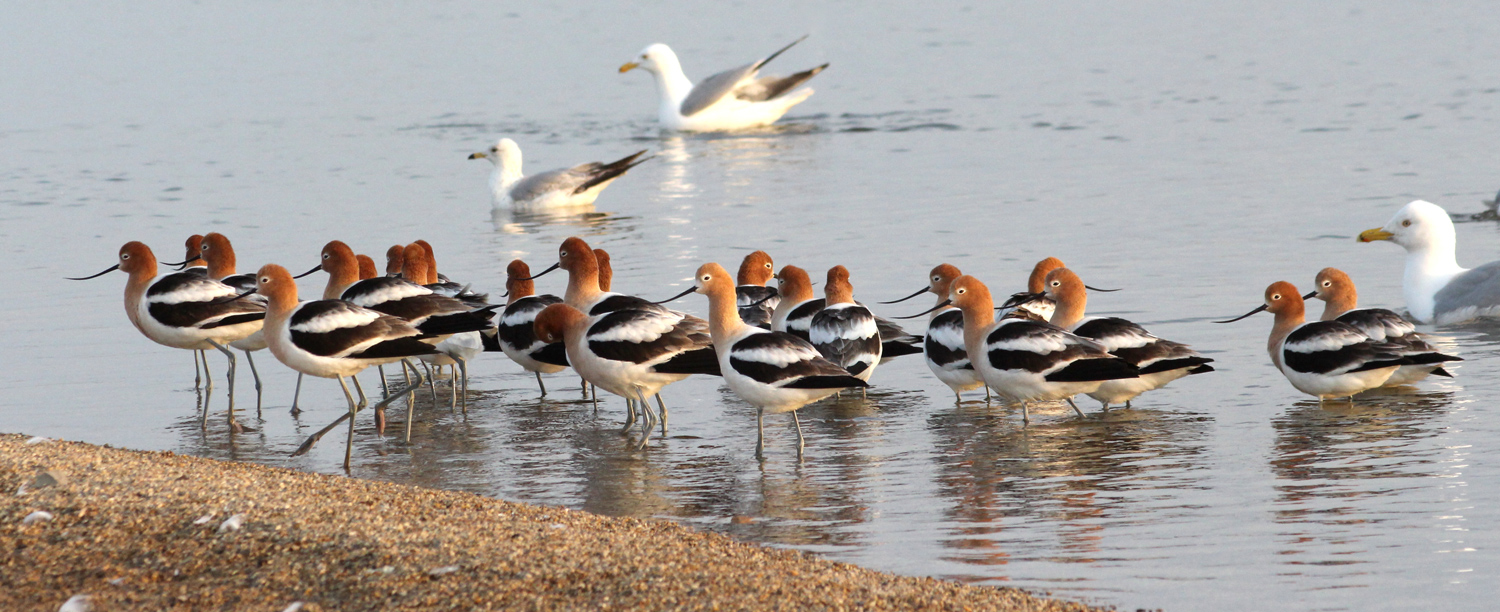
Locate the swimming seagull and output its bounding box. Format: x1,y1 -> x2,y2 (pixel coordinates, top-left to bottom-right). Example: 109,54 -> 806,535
468,138 -> 650,210
1359,199 -> 1500,325
619,37 -> 828,132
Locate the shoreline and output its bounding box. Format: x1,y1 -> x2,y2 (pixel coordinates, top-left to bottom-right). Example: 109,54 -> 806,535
1,433 -> 1109,611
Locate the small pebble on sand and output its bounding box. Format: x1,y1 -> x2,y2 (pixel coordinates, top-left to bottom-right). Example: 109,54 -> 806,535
22,510 -> 53,525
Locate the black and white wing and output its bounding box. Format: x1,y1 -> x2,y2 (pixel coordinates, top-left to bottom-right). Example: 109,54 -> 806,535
728,330 -> 867,389
287,299 -> 436,360
982,319 -> 1138,382
1335,308 -> 1424,347
737,285 -> 779,328
1073,317 -> 1214,375
923,309 -> 970,371
498,294 -> 568,367
783,298 -> 826,342
679,37 -> 823,116
1282,321 -> 1407,375
144,272 -> 265,330
808,304 -> 882,375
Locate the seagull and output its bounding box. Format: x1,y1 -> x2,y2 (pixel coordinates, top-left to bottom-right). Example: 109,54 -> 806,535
619,37 -> 828,132
1359,199 -> 1500,324
468,138 -> 650,210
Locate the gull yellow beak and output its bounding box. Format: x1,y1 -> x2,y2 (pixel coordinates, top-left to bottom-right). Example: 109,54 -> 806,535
1358,227 -> 1394,242
467,152 -> 487,160
619,62 -> 640,73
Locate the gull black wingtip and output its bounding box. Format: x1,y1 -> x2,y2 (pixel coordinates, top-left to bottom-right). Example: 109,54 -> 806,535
895,299 -> 952,320
520,262 -> 560,281
292,264 -> 322,279
878,286 -> 930,305
654,286 -> 697,304
1214,304 -> 1268,324
66,264 -> 120,280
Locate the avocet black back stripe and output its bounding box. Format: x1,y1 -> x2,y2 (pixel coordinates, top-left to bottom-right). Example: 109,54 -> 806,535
589,294 -> 659,316
784,298 -> 826,341
288,301 -> 412,358
586,309 -> 699,364
1335,308 -> 1432,351
1045,357 -> 1139,382
346,335 -> 439,360
728,331 -> 856,385
1283,321 -> 1406,375
198,312 -> 267,329
220,273 -> 257,294
737,285 -> 778,328
983,320 -> 1116,374
924,310 -> 969,369
654,346 -> 722,376
533,341 -> 569,367
497,295 -> 561,353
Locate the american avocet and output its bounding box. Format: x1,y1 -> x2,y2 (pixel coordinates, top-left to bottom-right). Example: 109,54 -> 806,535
736,251 -> 778,328
468,139 -> 650,209
492,260 -> 568,395
1305,267 -> 1460,385
195,232 -> 273,410
594,248 -> 614,292
172,234 -> 209,387
1029,268 -> 1213,410
252,264 -> 433,469
880,264 -> 988,401
302,241 -> 499,415
659,263 -> 866,459
405,238 -> 486,306
68,242 -> 266,432
1216,281 -> 1458,401
355,254 -> 379,280
402,244 -> 484,408
411,239 -> 488,305
901,275 -> 1139,422
383,244 -> 404,277
534,301 -> 719,439
764,264 -> 922,358
1359,200 -> 1500,324
527,237 -> 718,430
769,265 -> 820,340
619,37 -> 828,132
178,234 -> 208,275
809,266 -> 882,384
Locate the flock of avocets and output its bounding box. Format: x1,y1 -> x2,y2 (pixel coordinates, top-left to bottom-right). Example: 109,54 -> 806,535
68,197 -> 1500,467
65,38 -> 1500,468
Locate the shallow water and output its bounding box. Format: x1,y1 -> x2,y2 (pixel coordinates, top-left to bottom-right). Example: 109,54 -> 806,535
5,1 -> 1500,609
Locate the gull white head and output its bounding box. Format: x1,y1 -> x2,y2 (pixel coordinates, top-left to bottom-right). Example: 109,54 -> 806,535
468,138 -> 523,187
1359,200 -> 1456,253
620,44 -> 681,77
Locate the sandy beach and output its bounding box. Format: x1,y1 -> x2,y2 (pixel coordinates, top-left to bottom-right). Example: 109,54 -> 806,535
0,434 -> 1106,611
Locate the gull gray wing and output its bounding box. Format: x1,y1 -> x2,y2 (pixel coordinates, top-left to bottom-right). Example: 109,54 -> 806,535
679,36 -> 810,117
1433,261 -> 1500,323
680,63 -> 759,117
735,64 -> 829,102
507,167 -> 591,202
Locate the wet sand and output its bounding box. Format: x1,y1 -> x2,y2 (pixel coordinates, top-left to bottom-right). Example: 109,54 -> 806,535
0,434 -> 1106,611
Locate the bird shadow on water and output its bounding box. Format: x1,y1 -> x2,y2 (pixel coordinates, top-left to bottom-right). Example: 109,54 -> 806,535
923,401 -> 1214,576
1268,388 -> 1454,577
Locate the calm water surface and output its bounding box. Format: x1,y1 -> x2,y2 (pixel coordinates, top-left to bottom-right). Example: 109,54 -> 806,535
5,2 -> 1500,610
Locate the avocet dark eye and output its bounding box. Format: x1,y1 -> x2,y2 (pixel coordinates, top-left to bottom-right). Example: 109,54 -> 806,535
121,254 -> 130,259
1322,281 -> 1331,287
260,276 -> 270,284
1272,294 -> 1282,300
